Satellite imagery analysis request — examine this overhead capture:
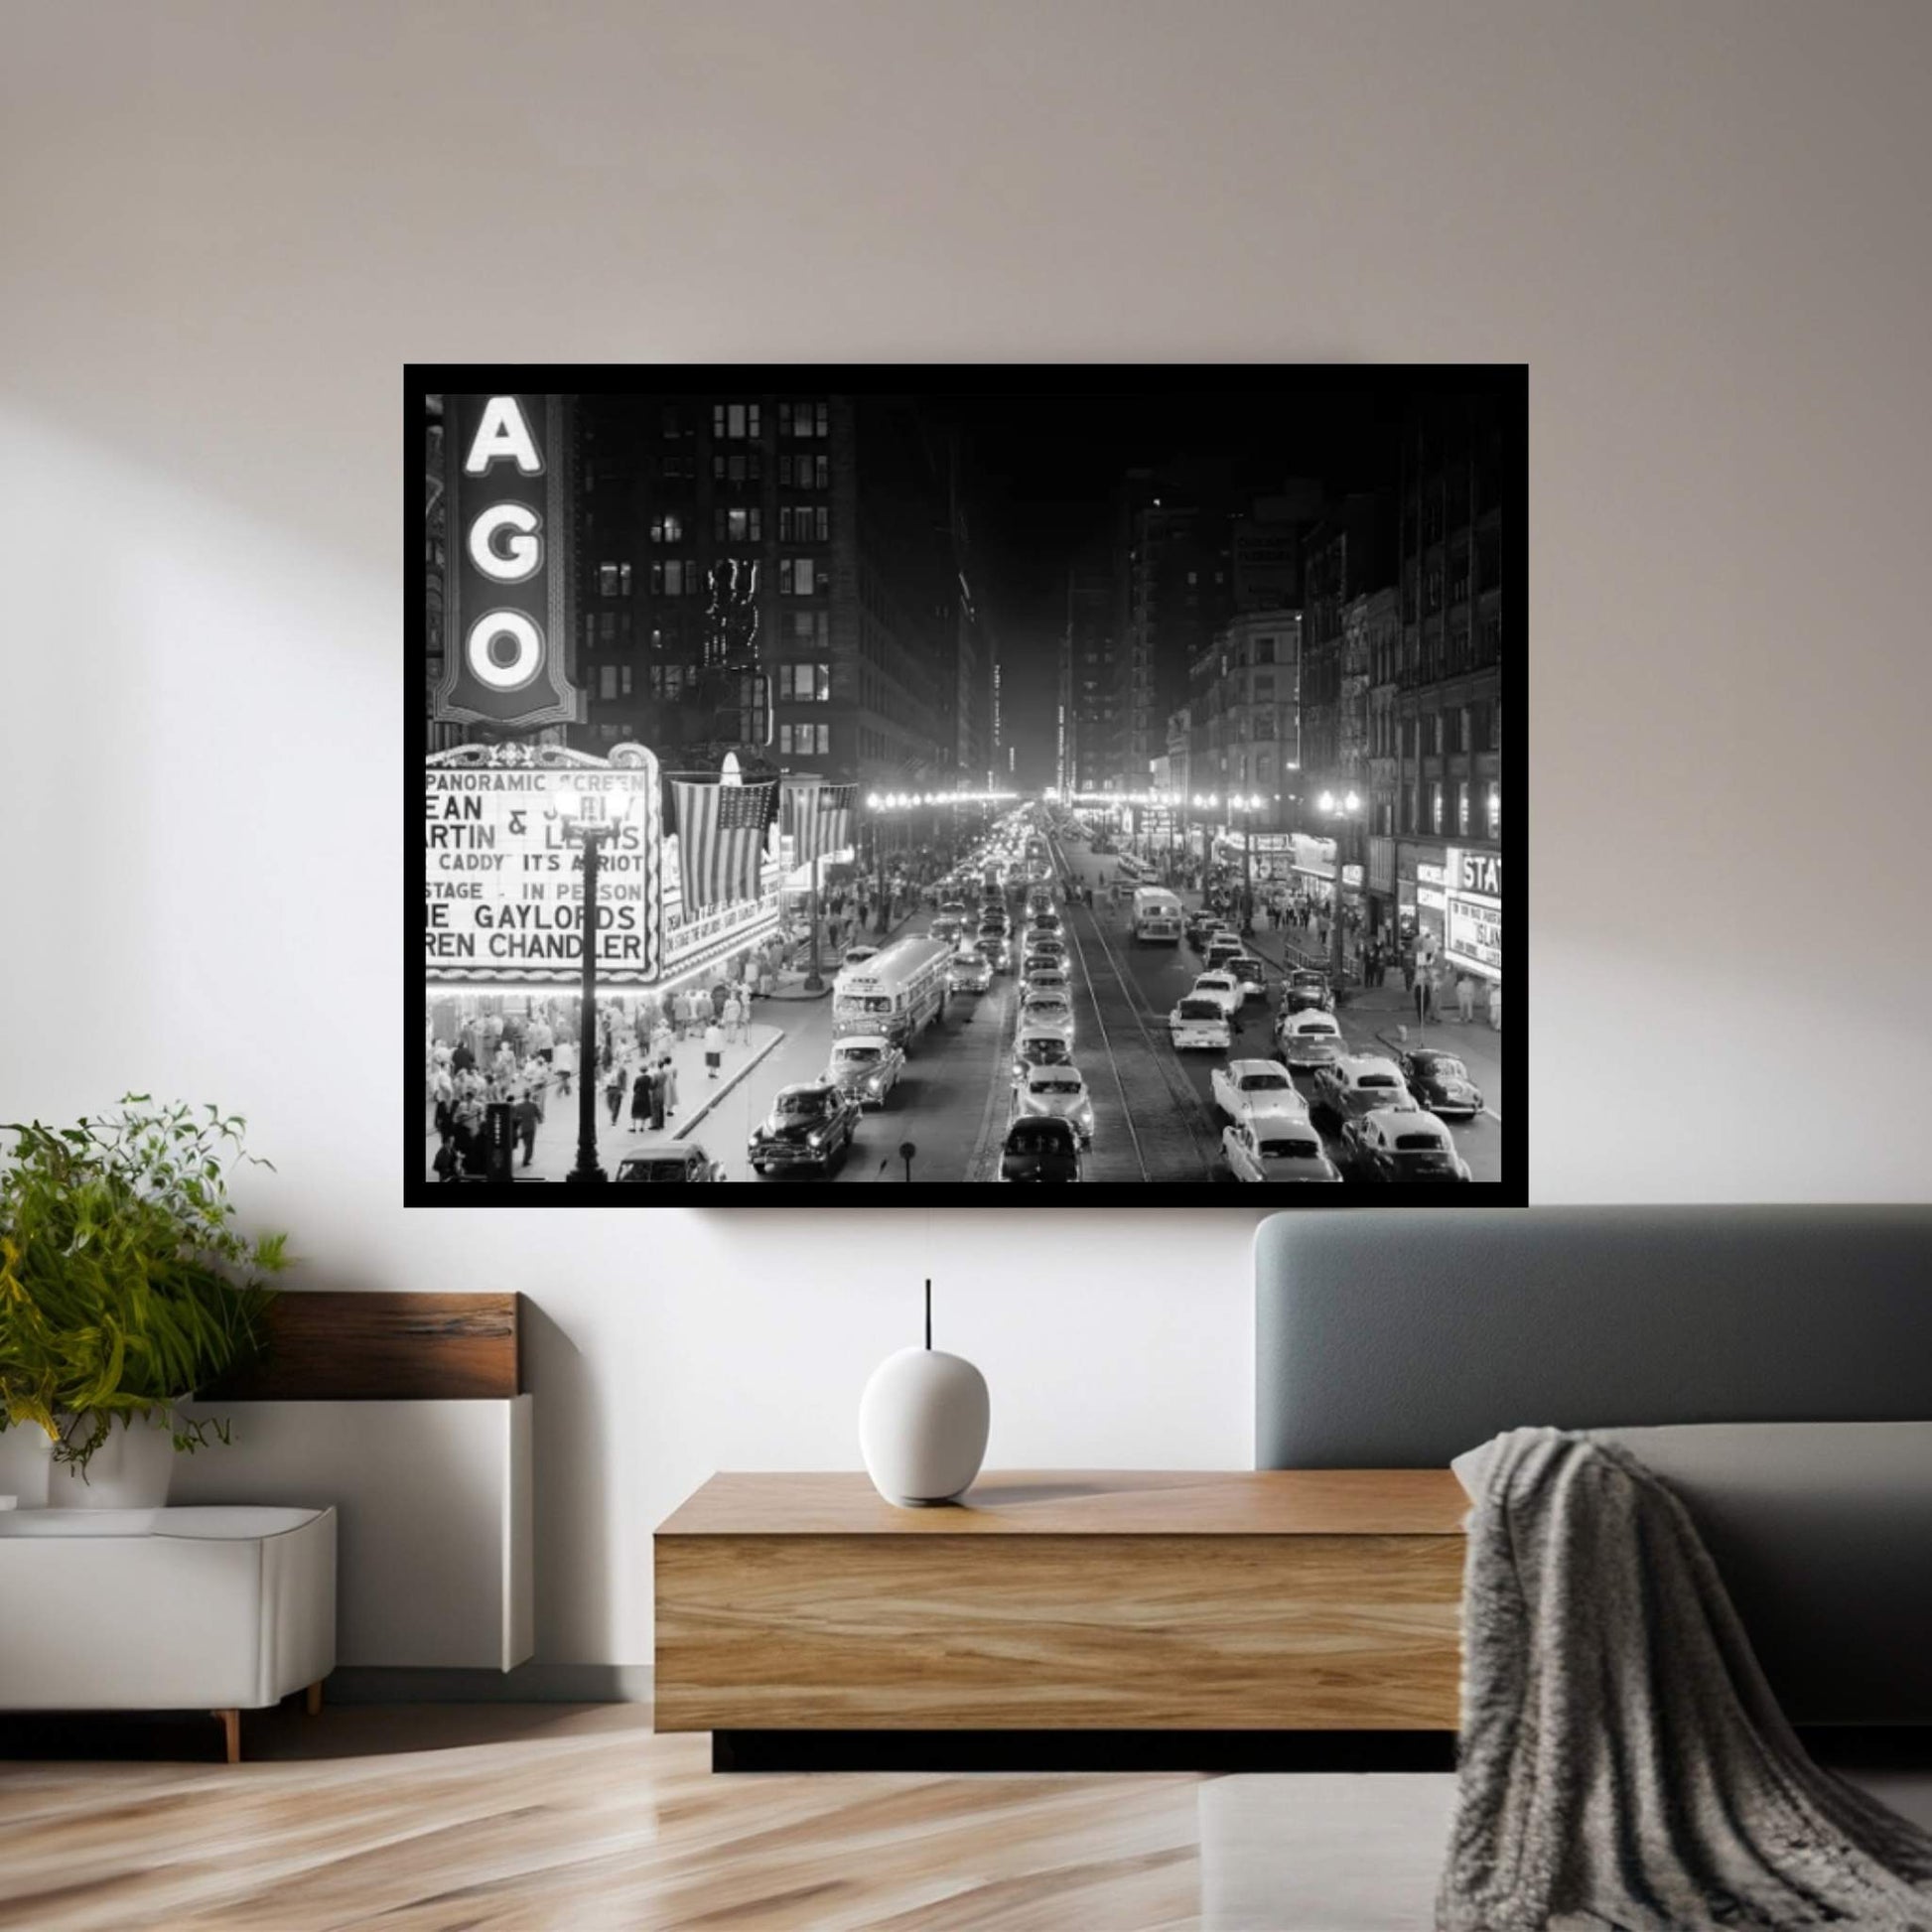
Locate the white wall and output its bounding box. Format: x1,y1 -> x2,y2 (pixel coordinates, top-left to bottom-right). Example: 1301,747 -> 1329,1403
5,0 -> 1931,1666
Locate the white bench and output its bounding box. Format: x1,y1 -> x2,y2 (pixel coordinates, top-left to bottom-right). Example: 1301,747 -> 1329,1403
0,1505 -> 336,1762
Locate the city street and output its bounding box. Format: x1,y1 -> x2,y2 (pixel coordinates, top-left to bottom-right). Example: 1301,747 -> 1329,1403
474,829 -> 1501,1189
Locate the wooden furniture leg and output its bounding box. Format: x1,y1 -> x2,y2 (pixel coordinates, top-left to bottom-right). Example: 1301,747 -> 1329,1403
213,1708 -> 240,1765
305,1680 -> 324,1717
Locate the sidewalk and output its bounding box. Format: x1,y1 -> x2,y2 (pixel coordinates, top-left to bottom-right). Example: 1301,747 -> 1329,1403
489,1021 -> 785,1178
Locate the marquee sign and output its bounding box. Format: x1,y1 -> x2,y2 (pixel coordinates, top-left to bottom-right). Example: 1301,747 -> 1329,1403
424,744 -> 660,986
433,394 -> 581,729
1444,845 -> 1503,982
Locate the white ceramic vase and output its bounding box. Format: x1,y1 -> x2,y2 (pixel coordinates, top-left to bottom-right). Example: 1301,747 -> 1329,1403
47,1411 -> 178,1509
859,1344 -> 990,1506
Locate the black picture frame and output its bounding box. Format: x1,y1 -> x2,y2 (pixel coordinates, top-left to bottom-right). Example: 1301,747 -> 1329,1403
408,363 -> 1525,1208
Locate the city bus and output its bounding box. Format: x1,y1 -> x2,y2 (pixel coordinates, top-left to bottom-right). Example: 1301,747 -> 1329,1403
1131,886 -> 1184,944
832,933 -> 954,1047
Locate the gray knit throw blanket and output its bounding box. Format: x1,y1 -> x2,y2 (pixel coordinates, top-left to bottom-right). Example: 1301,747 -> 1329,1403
1439,1428 -> 1932,1930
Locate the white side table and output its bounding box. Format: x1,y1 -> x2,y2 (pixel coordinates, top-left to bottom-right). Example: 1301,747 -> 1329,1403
0,1505 -> 336,1762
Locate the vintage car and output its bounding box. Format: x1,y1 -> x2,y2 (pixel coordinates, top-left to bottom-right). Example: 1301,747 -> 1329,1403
1221,1121 -> 1342,1184
1013,1062 -> 1095,1147
1397,1046 -> 1485,1119
1203,935 -> 1247,975
1282,968 -> 1333,1014
1187,911 -> 1232,952
946,948 -> 994,995
1276,1008 -> 1346,1071
1341,1108 -> 1472,1182
1011,1026 -> 1077,1086
747,1081 -> 861,1175
1025,909 -> 1064,940
1023,962 -> 1071,996
1169,994 -> 1233,1052
1000,1115 -> 1083,1183
973,930 -> 1013,973
1224,954 -> 1268,1002
1188,970 -> 1241,1018
929,913 -> 966,945
1018,988 -> 1076,1042
824,1035 -> 905,1110
1311,1053 -> 1417,1124
612,1147 -> 724,1183
1210,1058 -> 1311,1130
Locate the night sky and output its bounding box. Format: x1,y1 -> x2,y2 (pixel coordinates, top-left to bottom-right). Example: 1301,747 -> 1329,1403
923,383 -> 1412,787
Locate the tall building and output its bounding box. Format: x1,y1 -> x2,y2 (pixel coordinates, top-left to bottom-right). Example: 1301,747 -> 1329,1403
1180,609 -> 1303,830
1231,482 -> 1324,613
567,392 -> 962,789
1116,474 -> 1233,789
1058,551 -> 1116,793
1391,394 -> 1506,973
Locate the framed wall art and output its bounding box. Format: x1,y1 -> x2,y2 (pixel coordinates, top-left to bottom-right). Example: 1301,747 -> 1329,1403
408,365 -> 1524,1205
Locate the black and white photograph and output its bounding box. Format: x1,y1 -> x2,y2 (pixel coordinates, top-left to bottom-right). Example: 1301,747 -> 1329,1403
414,369 -> 1522,1201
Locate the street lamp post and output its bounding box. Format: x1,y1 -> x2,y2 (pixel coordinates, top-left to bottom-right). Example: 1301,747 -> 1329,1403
1227,792 -> 1264,933
556,791 -> 632,1185
1316,788 -> 1364,988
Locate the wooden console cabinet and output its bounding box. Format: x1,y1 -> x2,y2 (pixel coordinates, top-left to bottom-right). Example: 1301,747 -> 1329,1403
654,1470 -> 1467,1745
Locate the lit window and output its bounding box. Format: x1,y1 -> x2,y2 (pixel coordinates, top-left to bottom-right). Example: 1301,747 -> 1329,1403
1432,781 -> 1445,834
1488,783 -> 1501,839
779,557 -> 817,596
650,514 -> 683,544
597,561 -> 631,596
599,665 -> 618,701
716,506 -> 760,543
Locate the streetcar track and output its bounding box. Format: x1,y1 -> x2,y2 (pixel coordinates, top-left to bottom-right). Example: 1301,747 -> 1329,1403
1055,842 -> 1223,1183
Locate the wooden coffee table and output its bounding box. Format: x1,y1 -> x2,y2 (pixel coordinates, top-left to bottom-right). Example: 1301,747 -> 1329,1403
654,1469 -> 1467,1769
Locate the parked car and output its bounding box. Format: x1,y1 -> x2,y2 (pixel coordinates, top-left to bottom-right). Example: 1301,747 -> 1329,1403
1012,1026 -> 1077,1086
1210,1058 -> 1311,1130
1169,994 -> 1233,1052
1311,1053 -> 1417,1124
1000,1115 -> 1083,1182
1277,1008 -> 1346,1071
748,1082 -> 861,1175
613,1147 -> 724,1183
1396,1047 -> 1485,1119
824,1035 -> 905,1110
1282,968 -> 1332,1014
1341,1108 -> 1472,1182
1013,1063 -> 1095,1146
946,948 -> 994,995
1221,1122 -> 1342,1184
1019,989 -> 1075,1041
1189,970 -> 1241,1018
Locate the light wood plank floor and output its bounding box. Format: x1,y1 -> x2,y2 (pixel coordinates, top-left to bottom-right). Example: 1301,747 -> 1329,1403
0,1706 -> 1207,1931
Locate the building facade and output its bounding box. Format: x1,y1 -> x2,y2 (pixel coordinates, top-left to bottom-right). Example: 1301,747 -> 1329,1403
565,392 -> 968,791
1179,608 -> 1303,831
1393,394 -> 1506,979
1058,552 -> 1117,794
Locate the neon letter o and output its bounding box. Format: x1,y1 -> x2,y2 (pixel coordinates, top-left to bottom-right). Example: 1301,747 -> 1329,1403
467,611 -> 544,692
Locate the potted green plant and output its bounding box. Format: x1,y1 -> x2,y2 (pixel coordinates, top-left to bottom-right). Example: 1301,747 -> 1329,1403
0,1096 -> 288,1507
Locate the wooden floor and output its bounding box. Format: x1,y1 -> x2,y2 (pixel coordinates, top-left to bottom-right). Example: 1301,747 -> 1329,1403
0,1705 -> 1208,1931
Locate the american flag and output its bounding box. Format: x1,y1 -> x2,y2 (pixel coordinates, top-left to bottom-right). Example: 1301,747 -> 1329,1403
782,780 -> 858,870
670,776 -> 777,910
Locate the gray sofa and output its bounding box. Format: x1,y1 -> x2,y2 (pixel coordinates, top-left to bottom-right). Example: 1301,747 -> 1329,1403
1254,1206 -> 1932,1725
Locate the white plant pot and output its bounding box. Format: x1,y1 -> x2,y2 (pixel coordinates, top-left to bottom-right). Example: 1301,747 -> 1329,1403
859,1345 -> 990,1506
47,1412 -> 179,1509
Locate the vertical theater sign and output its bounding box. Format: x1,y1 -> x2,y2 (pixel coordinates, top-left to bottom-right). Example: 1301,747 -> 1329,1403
435,395 -> 580,729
